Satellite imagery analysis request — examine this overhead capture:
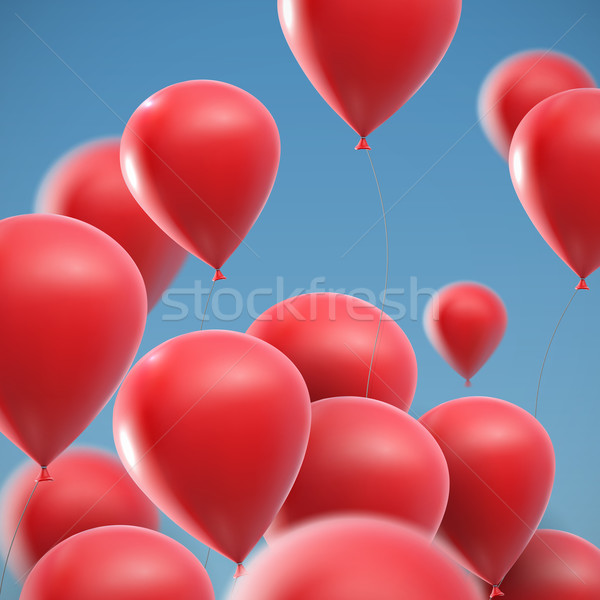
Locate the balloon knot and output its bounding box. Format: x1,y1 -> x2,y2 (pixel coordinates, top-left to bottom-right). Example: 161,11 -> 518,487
489,584 -> 504,598
575,278 -> 589,290
213,269 -> 226,282
234,563 -> 247,578
464,379 -> 472,388
36,466 -> 54,483
355,137 -> 371,150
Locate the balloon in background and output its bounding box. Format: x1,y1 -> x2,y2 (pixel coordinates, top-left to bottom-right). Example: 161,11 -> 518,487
424,282 -> 507,386
510,88 -> 600,289
278,0 -> 462,147
420,397 -> 555,596
231,516 -> 482,600
114,330 -> 311,568
0,214 -> 147,469
20,525 -> 214,600
121,80 -> 280,279
268,397 -> 449,540
498,529 -> 600,599
479,50 -> 595,159
36,139 -> 187,310
0,447 -> 159,579
247,293 -> 417,410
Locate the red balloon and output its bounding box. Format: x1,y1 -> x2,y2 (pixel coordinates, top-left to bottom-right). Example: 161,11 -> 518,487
499,529 -> 600,599
120,80 -> 280,277
37,139 -> 187,310
479,50 -> 595,159
268,397 -> 449,540
424,282 -> 507,386
247,293 -> 417,410
0,448 -> 159,579
20,525 -> 214,600
510,88 -> 600,287
113,330 -> 311,565
278,0 -> 462,145
419,397 -> 555,594
0,214 -> 147,468
231,516 -> 482,600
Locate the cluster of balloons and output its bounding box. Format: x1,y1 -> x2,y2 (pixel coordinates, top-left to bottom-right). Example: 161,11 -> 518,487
1,2 -> 600,600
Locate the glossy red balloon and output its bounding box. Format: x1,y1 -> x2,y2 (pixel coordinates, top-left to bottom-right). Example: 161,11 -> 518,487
121,80 -> 280,276
479,50 -> 595,159
499,529 -> 600,599
20,525 -> 214,600
231,516 -> 482,600
0,214 -> 147,467
420,397 -> 555,593
278,0 -> 461,143
510,88 -> 600,286
0,448 -> 159,579
37,139 -> 187,310
247,293 -> 417,410
424,282 -> 507,386
113,330 -> 311,565
268,397 -> 449,540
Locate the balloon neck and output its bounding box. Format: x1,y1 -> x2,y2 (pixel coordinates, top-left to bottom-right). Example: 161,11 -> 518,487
575,278 -> 589,290
213,269 -> 226,282
234,563 -> 247,578
464,379 -> 472,388
36,466 -> 54,483
489,584 -> 504,598
355,137 -> 371,150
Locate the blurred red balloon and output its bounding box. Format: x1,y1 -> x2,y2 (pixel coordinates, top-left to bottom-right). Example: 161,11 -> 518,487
268,397 -> 449,540
231,516 -> 482,600
20,525 -> 214,600
0,448 -> 159,579
247,293 -> 417,410
120,80 -> 280,278
278,0 -> 461,145
424,282 -> 507,386
479,50 -> 595,159
500,529 -> 600,599
510,88 -> 600,288
0,214 -> 147,468
37,139 -> 187,310
113,330 -> 311,565
420,397 -> 555,595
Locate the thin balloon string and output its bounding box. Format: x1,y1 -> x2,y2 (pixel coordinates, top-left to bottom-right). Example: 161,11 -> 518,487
365,149 -> 389,398
534,289 -> 578,418
0,479 -> 40,596
204,547 -> 211,569
200,279 -> 217,331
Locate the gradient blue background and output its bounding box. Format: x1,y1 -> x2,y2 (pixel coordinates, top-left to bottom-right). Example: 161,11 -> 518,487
2,1 -> 600,597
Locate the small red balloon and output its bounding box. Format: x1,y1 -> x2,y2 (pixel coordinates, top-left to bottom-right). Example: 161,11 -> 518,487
510,88 -> 600,286
20,525 -> 214,600
420,397 -> 555,593
0,448 -> 159,579
37,139 -> 187,310
268,397 -> 449,540
0,214 -> 147,467
479,50 -> 595,159
424,282 -> 507,386
247,293 -> 417,410
120,80 -> 280,276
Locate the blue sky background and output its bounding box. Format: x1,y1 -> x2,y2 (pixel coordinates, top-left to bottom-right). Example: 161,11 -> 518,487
2,1 -> 600,597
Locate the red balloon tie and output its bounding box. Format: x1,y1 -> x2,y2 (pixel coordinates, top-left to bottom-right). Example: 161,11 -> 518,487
575,278 -> 589,290
355,137 -> 372,150
489,584 -> 504,598
464,379 -> 472,388
35,466 -> 54,482
213,269 -> 227,282
234,563 -> 247,578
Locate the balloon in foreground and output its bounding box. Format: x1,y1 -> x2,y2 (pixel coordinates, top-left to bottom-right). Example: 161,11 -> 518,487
0,448 -> 159,579
479,50 -> 595,159
20,525 -> 214,600
247,293 -> 417,410
424,282 -> 507,386
420,397 -> 555,596
121,80 -> 280,279
37,139 -> 187,310
268,397 -> 449,540
278,0 -> 462,147
499,529 -> 600,599
510,88 -> 600,288
0,214 -> 147,468
114,330 -> 311,567
231,516 -> 481,600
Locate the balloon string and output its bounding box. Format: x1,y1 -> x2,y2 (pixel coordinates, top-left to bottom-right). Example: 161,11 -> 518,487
200,279 -> 217,331
534,289 -> 578,418
203,547 -> 211,569
365,149 -> 389,398
0,479 -> 40,596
